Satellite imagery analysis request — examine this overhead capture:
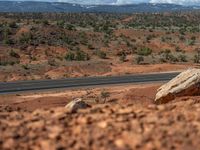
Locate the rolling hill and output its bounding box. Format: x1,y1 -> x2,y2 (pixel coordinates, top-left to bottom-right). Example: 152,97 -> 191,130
0,1 -> 199,13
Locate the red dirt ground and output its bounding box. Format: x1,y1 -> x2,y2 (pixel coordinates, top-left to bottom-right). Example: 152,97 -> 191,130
1,83 -> 200,150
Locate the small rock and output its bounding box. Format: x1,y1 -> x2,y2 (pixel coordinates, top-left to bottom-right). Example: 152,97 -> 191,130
115,139 -> 125,148
65,98 -> 91,113
3,138 -> 15,149
97,121 -> 108,129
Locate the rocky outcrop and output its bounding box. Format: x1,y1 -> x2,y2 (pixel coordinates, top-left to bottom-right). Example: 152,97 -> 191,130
65,98 -> 91,113
155,69 -> 200,103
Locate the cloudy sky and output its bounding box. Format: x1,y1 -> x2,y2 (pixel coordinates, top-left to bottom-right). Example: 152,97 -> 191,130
3,0 -> 200,5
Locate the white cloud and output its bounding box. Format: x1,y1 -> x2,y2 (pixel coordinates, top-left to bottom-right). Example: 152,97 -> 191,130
57,0 -> 116,5
115,0 -> 134,5
150,0 -> 200,5
7,0 -> 200,5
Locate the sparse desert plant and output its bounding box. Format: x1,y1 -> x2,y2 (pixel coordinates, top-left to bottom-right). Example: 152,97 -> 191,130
175,46 -> 182,52
65,24 -> 75,30
9,50 -> 20,58
137,47 -> 152,56
57,20 -> 65,28
22,64 -> 29,70
136,56 -> 144,64
87,44 -> 95,50
42,20 -> 49,25
76,50 -> 90,61
3,38 -> 14,45
96,50 -> 107,59
48,59 -> 57,66
65,51 -> 89,61
161,49 -> 171,60
194,54 -> 200,63
65,52 -> 75,61
178,54 -> 187,62
8,22 -> 17,28
194,48 -> 200,64
100,89 -> 110,103
168,54 -> 178,63
19,32 -> 32,44
118,51 -> 127,62
187,40 -> 195,46
119,53 -> 127,62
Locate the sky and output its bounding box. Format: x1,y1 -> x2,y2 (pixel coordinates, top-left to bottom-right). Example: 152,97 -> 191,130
3,0 -> 200,5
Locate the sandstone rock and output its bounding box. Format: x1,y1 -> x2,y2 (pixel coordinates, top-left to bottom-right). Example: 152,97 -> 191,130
65,98 -> 91,113
155,69 -> 200,103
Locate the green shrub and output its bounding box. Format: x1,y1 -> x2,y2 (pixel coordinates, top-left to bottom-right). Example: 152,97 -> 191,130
100,89 -> 110,103
57,20 -> 65,28
0,61 -> 16,66
3,38 -> 14,45
65,51 -> 89,61
19,32 -> 32,44
65,52 -> 75,61
75,51 -> 90,61
168,54 -> 178,63
42,20 -> 49,25
137,47 -> 152,56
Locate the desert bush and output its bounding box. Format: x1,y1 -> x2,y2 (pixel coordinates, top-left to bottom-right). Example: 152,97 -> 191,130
9,50 -> 20,58
168,54 -> 178,63
136,56 -> 144,64
178,54 -> 187,62
22,64 -> 29,70
0,60 -> 17,66
194,54 -> 200,63
161,49 -> 178,63
100,89 -> 110,103
65,24 -> 75,30
76,51 -> 90,61
8,22 -> 17,28
96,50 -> 107,59
57,20 -> 65,28
191,36 -> 196,41
65,52 -> 75,61
42,20 -> 49,25
137,47 -> 152,56
65,50 -> 89,61
194,48 -> 200,63
19,32 -> 32,44
187,40 -> 195,46
175,46 -> 182,52
3,38 -> 14,45
119,53 -> 126,62
87,44 -> 95,50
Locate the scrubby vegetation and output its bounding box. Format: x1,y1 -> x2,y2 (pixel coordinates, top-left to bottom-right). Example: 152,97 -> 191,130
0,12 -> 199,81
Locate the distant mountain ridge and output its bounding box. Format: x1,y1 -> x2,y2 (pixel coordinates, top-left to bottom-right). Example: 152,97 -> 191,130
0,1 -> 199,13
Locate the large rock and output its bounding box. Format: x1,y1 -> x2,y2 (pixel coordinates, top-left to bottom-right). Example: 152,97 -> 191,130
65,98 -> 91,113
155,69 -> 200,103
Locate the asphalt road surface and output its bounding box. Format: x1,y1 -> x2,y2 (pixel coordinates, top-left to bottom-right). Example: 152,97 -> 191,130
0,72 -> 179,94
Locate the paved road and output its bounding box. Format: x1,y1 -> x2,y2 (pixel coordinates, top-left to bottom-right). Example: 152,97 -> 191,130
0,72 -> 179,94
